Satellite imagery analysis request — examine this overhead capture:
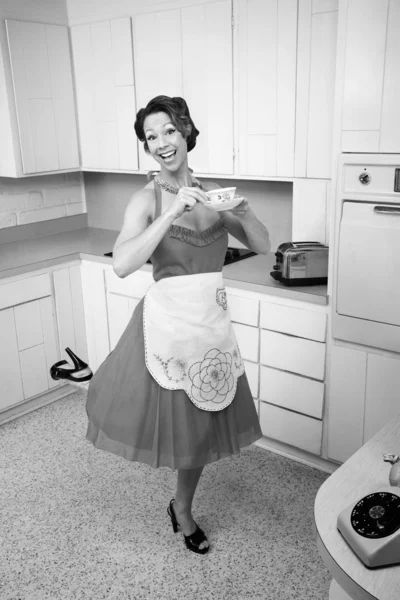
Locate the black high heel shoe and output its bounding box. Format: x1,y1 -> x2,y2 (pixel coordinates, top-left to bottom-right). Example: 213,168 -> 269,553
167,499 -> 210,555
50,348 -> 93,384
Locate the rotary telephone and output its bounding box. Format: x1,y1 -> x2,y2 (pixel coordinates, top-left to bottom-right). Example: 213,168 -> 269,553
337,454 -> 400,568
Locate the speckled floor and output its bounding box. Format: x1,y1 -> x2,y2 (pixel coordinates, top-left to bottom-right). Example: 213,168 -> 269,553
1,390 -> 332,600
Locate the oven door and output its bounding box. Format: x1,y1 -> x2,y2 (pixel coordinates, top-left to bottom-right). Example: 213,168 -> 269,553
336,200 -> 400,326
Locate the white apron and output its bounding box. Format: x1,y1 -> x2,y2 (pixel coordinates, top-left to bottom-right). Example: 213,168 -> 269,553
143,272 -> 244,412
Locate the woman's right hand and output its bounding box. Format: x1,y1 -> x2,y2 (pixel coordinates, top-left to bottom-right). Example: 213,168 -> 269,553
166,187 -> 209,219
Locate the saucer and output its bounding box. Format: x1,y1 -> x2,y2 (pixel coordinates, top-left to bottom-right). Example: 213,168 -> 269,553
205,196 -> 244,212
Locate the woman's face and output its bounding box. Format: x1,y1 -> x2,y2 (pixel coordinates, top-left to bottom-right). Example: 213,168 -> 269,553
143,112 -> 188,171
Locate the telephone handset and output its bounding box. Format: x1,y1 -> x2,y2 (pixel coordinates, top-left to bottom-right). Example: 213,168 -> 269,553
337,454 -> 400,568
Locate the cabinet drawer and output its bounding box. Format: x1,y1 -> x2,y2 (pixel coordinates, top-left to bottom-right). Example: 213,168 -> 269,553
0,273 -> 51,310
260,329 -> 325,380
226,288 -> 259,326
259,402 -> 322,455
260,301 -> 327,341
105,269 -> 153,298
259,365 -> 324,419
232,322 -> 259,362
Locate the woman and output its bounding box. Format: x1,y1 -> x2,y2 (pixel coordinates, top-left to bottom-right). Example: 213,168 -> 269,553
85,95 -> 271,555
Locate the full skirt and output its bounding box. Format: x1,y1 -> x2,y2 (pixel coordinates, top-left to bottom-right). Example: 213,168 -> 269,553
86,297 -> 263,470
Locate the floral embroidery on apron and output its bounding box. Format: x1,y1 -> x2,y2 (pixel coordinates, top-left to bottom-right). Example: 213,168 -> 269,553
143,272 -> 244,411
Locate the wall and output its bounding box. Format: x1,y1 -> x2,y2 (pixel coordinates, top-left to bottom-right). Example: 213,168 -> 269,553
84,173 -> 292,251
0,173 -> 85,229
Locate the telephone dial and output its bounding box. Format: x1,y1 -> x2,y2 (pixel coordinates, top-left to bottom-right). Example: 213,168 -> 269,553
337,454 -> 400,568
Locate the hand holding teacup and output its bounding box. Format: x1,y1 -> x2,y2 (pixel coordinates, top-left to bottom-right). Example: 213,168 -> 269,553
205,186 -> 250,219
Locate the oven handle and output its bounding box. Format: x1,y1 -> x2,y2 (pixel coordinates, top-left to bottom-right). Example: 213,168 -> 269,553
373,205 -> 400,215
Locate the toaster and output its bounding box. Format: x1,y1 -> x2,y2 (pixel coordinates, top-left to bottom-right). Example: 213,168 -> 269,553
270,241 -> 329,286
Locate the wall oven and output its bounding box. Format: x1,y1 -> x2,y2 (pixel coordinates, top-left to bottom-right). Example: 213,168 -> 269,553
332,154 -> 400,353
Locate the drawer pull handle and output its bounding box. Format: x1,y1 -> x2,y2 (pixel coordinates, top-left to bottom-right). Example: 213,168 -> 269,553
373,205 -> 400,215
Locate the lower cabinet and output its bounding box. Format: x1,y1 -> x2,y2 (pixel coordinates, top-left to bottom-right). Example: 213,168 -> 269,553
226,285 -> 328,457
80,260 -> 110,372
52,263 -> 88,365
104,267 -> 153,351
327,343 -> 400,464
0,272 -> 59,413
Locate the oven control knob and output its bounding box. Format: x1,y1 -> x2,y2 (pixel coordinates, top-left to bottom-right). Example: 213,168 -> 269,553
359,172 -> 371,185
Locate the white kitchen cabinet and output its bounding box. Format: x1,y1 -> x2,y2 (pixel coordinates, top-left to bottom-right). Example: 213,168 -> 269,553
226,287 -> 259,326
260,365 -> 324,419
295,0 -> 338,179
0,273 -> 59,411
327,345 -> 400,465
0,307 -> 24,411
259,401 -> 323,455
363,353 -> 400,443
80,261 -> 110,372
339,0 -> 400,153
52,265 -> 88,364
133,1 -> 234,175
232,322 -> 259,363
104,267 -> 153,350
326,344 -> 367,464
235,0 -> 297,177
4,20 -> 79,176
258,295 -> 327,455
71,17 -> 138,172
260,329 -> 326,380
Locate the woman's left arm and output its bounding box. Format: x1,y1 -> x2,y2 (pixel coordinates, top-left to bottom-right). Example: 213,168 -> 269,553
220,198 -> 271,255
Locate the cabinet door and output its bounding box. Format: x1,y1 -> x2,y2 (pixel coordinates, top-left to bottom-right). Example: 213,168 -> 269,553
341,0 -> 388,152
80,262 -> 110,372
326,344 -> 366,463
364,353 -> 400,443
53,265 -> 88,363
107,292 -> 139,351
5,20 -> 79,174
295,0 -> 338,178
133,1 -> 234,175
0,308 -> 24,411
380,0 -> 400,152
236,0 -> 297,177
105,267 -> 152,350
71,18 -> 138,171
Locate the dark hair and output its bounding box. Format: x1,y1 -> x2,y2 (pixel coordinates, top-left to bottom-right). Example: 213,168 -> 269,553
134,95 -> 200,153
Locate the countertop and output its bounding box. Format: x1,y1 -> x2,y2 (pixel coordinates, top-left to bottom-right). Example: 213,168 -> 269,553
315,414 -> 400,599
0,226 -> 328,305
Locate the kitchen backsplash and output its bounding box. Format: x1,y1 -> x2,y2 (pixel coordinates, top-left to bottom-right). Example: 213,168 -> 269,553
0,172 -> 85,229
84,173 -> 292,251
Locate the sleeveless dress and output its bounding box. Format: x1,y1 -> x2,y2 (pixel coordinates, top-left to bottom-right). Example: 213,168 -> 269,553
85,184 -> 263,470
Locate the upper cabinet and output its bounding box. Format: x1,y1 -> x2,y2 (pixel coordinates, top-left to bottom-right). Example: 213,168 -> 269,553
133,1 -> 234,175
295,0 -> 338,179
339,0 -> 400,153
236,0 -> 338,180
235,0 -> 297,178
3,20 -> 80,176
70,17 -> 138,171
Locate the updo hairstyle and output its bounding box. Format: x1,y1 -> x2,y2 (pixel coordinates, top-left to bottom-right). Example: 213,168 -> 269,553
134,95 -> 200,154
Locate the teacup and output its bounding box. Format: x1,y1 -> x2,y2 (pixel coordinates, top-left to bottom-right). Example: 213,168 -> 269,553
205,187 -> 236,204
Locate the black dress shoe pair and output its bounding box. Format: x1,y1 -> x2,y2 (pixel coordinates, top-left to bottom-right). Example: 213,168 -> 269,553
50,347 -> 93,383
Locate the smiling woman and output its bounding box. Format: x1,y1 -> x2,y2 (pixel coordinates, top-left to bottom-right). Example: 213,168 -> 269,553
85,94 -> 269,557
